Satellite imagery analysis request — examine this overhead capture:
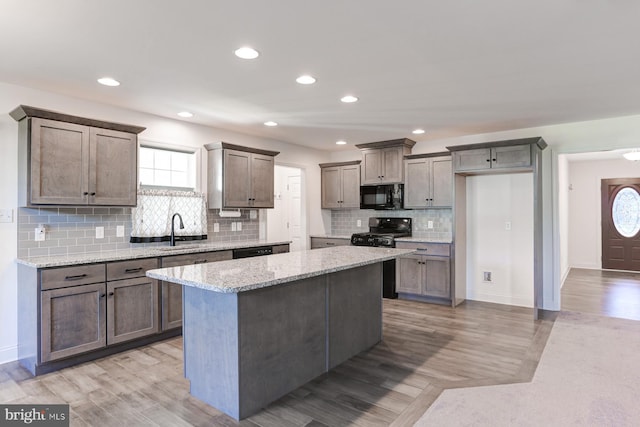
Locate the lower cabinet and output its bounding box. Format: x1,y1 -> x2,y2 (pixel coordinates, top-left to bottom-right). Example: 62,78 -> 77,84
396,241 -> 452,302
107,277 -> 159,345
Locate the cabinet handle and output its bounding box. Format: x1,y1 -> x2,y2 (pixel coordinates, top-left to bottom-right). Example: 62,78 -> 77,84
90,192 -> 96,196
100,293 -> 106,298
326,242 -> 335,246
417,248 -> 429,252
492,158 -> 497,162
486,159 -> 491,162
64,274 -> 88,281
108,292 -> 114,296
194,260 -> 208,264
124,267 -> 143,274
83,192 -> 89,196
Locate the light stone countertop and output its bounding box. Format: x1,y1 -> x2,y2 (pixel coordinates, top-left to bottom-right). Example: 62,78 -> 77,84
16,239 -> 292,268
146,246 -> 416,294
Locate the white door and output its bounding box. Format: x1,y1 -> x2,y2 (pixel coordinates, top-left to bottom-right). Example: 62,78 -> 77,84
286,175 -> 302,251
267,166 -> 305,251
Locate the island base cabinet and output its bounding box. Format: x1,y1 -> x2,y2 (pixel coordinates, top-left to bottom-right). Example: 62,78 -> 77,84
182,263 -> 383,420
41,283 -> 107,363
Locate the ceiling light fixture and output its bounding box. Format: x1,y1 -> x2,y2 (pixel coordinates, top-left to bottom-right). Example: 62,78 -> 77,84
336,140 -> 347,145
412,129 -> 425,135
264,121 -> 278,127
234,47 -> 259,59
97,77 -> 120,87
623,150 -> 640,161
340,95 -> 358,103
177,111 -> 193,118
296,75 -> 316,85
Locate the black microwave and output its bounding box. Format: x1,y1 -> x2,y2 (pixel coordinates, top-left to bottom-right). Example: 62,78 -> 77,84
360,184 -> 404,210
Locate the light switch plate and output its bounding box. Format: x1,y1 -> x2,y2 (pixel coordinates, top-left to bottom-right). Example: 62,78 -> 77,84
116,225 -> 125,237
237,222 -> 242,231
427,220 -> 434,229
213,223 -> 220,232
0,209 -> 13,223
231,222 -> 237,232
96,226 -> 104,239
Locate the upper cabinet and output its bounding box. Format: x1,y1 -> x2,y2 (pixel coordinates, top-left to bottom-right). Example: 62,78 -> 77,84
404,153 -> 452,208
356,139 -> 415,185
448,137 -> 547,174
319,161 -> 361,209
205,142 -> 279,209
10,105 -> 145,207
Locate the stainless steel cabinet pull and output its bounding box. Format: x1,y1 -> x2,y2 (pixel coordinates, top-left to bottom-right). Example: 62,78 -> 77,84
65,274 -> 88,280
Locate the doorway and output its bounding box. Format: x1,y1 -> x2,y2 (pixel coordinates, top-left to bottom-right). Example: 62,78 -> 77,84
601,178 -> 640,271
267,165 -> 306,251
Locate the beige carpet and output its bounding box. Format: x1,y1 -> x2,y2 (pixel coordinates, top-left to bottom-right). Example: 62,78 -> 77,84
415,311 -> 640,426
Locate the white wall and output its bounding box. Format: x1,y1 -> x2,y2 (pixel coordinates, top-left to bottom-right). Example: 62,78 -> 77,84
557,155 -> 570,284
0,81 -> 331,364
567,157 -> 640,270
466,174 -> 534,307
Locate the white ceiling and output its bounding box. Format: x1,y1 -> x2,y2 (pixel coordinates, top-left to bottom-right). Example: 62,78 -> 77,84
2,0 -> 640,151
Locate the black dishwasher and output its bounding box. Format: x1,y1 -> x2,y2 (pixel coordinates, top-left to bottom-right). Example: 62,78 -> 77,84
232,246 -> 273,259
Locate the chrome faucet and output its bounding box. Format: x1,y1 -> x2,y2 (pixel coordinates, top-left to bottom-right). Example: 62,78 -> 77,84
170,213 -> 184,246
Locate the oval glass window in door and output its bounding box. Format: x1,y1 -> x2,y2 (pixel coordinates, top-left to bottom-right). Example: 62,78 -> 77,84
612,187 -> 640,237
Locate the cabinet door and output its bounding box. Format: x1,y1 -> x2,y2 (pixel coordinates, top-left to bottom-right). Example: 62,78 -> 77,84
41,283 -> 106,362
431,157 -> 452,207
250,153 -> 275,208
396,255 -> 424,294
424,257 -> 451,298
30,118 -> 90,205
321,167 -> 342,208
492,145 -> 531,169
223,149 -> 252,207
361,149 -> 382,185
380,147 -> 403,183
341,165 -> 361,208
107,277 -> 159,345
453,148 -> 491,172
90,128 -> 137,206
404,158 -> 430,208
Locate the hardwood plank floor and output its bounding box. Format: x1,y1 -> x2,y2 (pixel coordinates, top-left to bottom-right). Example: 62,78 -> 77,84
1,299 -> 554,426
562,268 -> 640,321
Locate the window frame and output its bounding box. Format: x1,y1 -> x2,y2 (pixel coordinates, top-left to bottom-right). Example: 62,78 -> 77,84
137,140 -> 202,192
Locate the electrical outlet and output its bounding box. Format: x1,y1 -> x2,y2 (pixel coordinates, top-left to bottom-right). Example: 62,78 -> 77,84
357,219 -> 362,227
116,225 -> 125,237
505,221 -> 511,230
483,271 -> 492,282
427,220 -> 434,229
231,222 -> 237,232
213,223 -> 220,232
237,222 -> 242,231
35,224 -> 46,242
96,226 -> 104,239
0,209 -> 13,223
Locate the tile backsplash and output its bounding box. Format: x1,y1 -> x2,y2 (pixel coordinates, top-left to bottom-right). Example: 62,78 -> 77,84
17,207 -> 259,258
331,208 -> 452,239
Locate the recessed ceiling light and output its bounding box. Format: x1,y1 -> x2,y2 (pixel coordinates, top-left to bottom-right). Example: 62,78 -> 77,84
336,140 -> 347,145
623,150 -> 640,161
264,121 -> 278,127
234,47 -> 259,59
97,77 -> 120,87
340,95 -> 358,103
412,128 -> 425,135
296,75 -> 316,85
177,111 -> 193,118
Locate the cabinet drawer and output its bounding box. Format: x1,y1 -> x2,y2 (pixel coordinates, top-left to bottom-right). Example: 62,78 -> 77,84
106,258 -> 159,281
161,250 -> 233,267
41,264 -> 105,290
310,237 -> 351,249
272,244 -> 290,254
395,241 -> 450,257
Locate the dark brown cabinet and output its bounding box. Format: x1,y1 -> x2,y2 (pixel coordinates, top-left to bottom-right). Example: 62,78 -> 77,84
205,142 -> 279,209
10,106 -> 144,207
320,161 -> 360,209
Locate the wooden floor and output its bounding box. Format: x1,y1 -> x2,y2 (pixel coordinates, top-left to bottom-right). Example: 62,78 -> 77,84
0,299 -> 554,426
561,267 -> 640,321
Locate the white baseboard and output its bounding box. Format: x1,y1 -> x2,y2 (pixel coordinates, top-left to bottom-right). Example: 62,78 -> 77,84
0,344 -> 18,365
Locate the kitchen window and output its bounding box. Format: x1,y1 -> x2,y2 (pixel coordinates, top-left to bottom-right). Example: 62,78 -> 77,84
139,142 -> 200,191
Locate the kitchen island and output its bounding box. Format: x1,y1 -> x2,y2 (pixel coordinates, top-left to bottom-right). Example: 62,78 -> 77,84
146,245 -> 415,420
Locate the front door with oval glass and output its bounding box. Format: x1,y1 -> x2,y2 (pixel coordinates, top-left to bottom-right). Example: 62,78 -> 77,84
602,178 -> 640,270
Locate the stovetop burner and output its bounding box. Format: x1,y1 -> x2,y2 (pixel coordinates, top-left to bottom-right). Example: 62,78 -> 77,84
350,217 -> 412,247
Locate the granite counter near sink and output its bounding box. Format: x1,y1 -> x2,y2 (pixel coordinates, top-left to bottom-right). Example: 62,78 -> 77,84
16,239 -> 292,268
